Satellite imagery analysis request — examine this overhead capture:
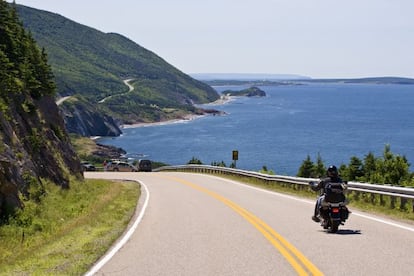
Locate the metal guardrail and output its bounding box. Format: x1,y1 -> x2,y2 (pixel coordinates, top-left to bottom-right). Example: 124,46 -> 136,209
154,164 -> 414,211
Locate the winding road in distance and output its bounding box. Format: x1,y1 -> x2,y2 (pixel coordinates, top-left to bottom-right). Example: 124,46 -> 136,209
98,79 -> 134,103
84,172 -> 414,275
56,79 -> 134,105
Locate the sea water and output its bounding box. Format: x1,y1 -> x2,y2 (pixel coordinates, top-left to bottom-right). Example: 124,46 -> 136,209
98,82 -> 414,176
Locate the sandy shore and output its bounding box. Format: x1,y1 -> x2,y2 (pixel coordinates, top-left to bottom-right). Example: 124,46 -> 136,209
121,114 -> 205,129
120,95 -> 233,129
203,94 -> 236,105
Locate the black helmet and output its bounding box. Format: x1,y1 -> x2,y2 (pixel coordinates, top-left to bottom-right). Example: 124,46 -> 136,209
327,165 -> 338,177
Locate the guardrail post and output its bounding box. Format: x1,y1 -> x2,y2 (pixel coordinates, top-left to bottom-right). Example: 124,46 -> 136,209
390,196 -> 396,209
370,193 -> 376,204
380,195 -> 386,206
354,191 -> 360,201
399,197 -> 407,211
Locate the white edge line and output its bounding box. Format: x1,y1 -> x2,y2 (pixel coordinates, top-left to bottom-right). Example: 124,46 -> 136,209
204,174 -> 414,233
350,211 -> 414,233
84,180 -> 150,276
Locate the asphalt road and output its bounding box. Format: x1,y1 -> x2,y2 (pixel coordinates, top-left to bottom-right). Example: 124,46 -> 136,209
84,172 -> 414,275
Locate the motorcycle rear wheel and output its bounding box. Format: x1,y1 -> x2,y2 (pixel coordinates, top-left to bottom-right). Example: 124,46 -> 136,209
329,220 -> 340,233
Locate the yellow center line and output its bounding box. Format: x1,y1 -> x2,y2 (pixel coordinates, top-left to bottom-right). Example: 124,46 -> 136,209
160,175 -> 323,276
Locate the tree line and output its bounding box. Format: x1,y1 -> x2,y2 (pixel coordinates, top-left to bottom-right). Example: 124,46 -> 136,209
297,145 -> 413,186
0,1 -> 55,106
186,145 -> 413,186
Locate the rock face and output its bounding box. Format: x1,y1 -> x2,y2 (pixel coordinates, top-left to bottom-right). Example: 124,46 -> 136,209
0,94 -> 83,218
0,2 -> 83,219
60,98 -> 122,137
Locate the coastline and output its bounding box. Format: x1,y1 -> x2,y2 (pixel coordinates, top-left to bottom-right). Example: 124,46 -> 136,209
203,94 -> 236,106
94,83 -> 414,176
121,114 -> 205,129
121,94 -> 233,129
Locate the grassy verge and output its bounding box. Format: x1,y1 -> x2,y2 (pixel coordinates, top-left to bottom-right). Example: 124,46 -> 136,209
0,178 -> 140,275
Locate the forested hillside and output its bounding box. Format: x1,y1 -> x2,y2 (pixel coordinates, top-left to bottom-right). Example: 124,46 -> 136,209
0,1 -> 82,219
16,4 -> 219,136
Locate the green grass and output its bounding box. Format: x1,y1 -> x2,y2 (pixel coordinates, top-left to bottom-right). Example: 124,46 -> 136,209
0,178 -> 140,275
70,134 -> 100,157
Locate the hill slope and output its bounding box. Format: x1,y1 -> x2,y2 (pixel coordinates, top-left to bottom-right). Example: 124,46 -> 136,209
0,1 -> 82,218
16,5 -> 219,136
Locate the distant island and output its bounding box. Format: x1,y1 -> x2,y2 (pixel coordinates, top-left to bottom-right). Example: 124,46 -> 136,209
222,86 -> 266,97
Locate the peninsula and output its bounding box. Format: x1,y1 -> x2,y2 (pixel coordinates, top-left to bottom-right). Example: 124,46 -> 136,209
221,86 -> 266,97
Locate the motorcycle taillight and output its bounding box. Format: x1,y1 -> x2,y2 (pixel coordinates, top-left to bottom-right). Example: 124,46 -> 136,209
332,208 -> 340,213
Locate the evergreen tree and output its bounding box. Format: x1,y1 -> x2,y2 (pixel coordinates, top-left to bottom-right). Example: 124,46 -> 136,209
381,145 -> 410,185
298,145 -> 414,185
188,157 -> 202,165
211,161 -> 226,167
0,1 -> 56,101
0,49 -> 13,97
362,152 -> 376,182
347,156 -> 364,181
313,153 -> 326,178
0,1 -> 19,96
39,48 -> 56,95
338,164 -> 348,179
297,155 -> 314,177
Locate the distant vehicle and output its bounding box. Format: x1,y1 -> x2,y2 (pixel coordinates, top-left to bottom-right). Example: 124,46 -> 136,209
106,161 -> 138,172
138,159 -> 152,172
81,161 -> 96,171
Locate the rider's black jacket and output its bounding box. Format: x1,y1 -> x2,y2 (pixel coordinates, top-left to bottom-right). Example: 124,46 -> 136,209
312,176 -> 343,195
313,175 -> 348,204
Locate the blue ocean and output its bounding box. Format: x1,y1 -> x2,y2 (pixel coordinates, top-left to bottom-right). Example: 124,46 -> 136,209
98,82 -> 414,176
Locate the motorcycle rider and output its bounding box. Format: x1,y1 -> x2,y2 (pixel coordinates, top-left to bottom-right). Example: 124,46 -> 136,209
311,165 -> 345,222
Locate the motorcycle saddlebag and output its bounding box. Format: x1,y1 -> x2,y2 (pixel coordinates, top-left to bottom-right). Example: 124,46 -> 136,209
324,183 -> 345,203
340,207 -> 349,220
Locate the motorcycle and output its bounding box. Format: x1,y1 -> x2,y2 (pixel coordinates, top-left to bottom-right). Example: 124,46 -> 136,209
309,181 -> 350,233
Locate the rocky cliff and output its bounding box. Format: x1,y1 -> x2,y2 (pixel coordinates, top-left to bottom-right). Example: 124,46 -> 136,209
0,1 -> 82,219
59,96 -> 122,137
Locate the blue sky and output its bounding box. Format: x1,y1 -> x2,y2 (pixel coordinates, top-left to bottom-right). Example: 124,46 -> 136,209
10,0 -> 414,78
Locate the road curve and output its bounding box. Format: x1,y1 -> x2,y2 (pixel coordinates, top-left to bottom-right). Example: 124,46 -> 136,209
98,79 -> 134,103
85,172 -> 414,275
56,96 -> 71,105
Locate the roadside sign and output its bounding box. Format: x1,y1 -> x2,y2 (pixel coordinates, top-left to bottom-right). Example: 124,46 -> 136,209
232,150 -> 239,161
